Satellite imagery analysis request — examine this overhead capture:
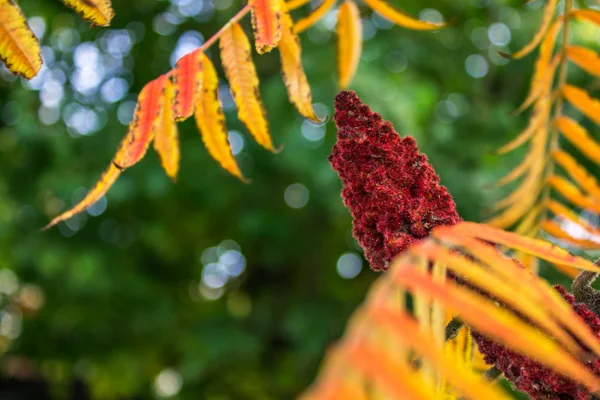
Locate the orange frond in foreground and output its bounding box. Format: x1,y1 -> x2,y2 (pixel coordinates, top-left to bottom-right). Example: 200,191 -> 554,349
249,0 -> 282,54
153,78 -> 180,181
0,0 -> 42,79
336,0 -> 362,89
59,0 -> 114,27
220,23 -> 274,151
278,5 -> 322,122
194,53 -> 245,181
362,0 -> 445,31
170,48 -> 204,121
304,222 -> 600,399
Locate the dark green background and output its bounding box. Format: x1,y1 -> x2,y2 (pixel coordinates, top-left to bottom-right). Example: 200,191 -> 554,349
0,0 -> 597,398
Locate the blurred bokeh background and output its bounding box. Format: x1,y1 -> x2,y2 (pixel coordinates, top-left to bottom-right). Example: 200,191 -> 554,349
0,0 -> 598,398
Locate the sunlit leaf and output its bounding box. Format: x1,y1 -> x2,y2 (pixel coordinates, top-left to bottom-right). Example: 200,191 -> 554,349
552,150 -> 600,200
220,23 -> 274,151
59,0 -> 114,26
0,0 -> 42,79
549,175 -> 600,214
566,46 -> 600,77
278,2 -> 322,122
153,78 -> 180,181
249,0 -> 282,54
294,0 -> 336,33
556,116 -> 600,165
363,0 -> 445,31
171,48 -> 203,121
336,0 -> 362,89
562,85 -> 600,126
194,53 -> 245,180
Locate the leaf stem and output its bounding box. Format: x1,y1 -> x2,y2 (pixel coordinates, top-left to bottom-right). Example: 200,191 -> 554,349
199,4 -> 252,52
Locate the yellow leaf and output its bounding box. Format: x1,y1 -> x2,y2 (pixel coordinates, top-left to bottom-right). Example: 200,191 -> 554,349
517,38 -> 560,113
556,116 -> 600,165
294,0 -> 336,33
553,150 -> 600,200
42,164 -> 121,230
549,175 -> 600,214
571,9 -> 600,25
515,202 -> 545,236
220,23 -> 274,151
494,150 -> 533,187
249,0 -> 282,54
562,85 -> 600,126
278,1 -> 322,122
59,0 -> 114,27
363,0 -> 445,31
194,54 -> 245,180
511,0 -> 559,59
336,0 -> 362,89
153,78 -> 180,181
0,0 -> 42,79
496,108 -> 544,155
566,46 -> 600,77
546,200 -> 600,247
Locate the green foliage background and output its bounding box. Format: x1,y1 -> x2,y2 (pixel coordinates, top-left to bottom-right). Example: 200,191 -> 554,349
0,0 -> 597,398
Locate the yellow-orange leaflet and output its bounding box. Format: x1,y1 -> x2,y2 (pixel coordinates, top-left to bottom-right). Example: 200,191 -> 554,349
336,0 -> 362,89
171,48 -> 203,121
278,2 -> 322,122
556,116 -> 600,165
153,78 -> 180,181
59,0 -> 114,27
42,164 -> 121,230
566,46 -> 600,78
511,0 -> 558,59
194,53 -> 245,181
220,23 -> 274,151
115,75 -> 168,169
363,0 -> 445,31
249,0 -> 282,54
562,85 -> 600,126
0,0 -> 42,79
294,0 -> 336,33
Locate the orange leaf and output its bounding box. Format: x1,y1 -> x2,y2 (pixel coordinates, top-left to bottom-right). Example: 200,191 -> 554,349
511,0 -> 559,59
363,0 -> 445,31
59,0 -> 114,27
517,37 -> 560,113
562,85 -> 600,126
0,0 -> 42,79
278,3 -> 322,122
336,0 -> 362,89
547,200 -> 600,244
114,75 -> 168,169
549,175 -> 600,214
497,100 -> 547,154
171,48 -> 203,121
542,219 -> 600,249
571,9 -> 600,25
43,164 -> 121,230
294,0 -> 336,33
556,116 -> 600,165
552,150 -> 600,200
391,267 -> 600,392
220,23 -> 274,151
566,46 -> 600,78
194,53 -> 245,180
249,0 -> 282,54
153,78 -> 180,181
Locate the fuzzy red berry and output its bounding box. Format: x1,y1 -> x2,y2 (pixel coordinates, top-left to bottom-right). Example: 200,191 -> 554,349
329,90 -> 461,270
